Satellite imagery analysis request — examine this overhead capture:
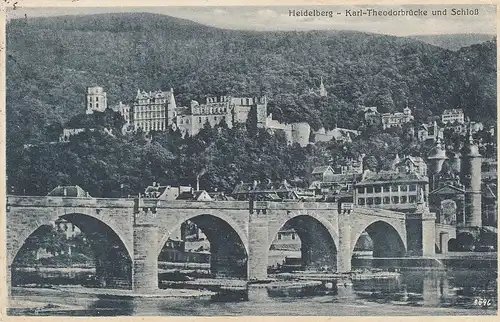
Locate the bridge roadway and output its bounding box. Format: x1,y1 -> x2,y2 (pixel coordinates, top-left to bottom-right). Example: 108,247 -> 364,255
6,195 -> 443,293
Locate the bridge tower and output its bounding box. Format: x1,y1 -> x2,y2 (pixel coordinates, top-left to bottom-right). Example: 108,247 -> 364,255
461,128 -> 482,227
427,139 -> 447,191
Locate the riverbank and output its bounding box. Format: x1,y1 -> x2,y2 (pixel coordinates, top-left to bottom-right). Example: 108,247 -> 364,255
9,292 -> 496,316
12,285 -> 215,299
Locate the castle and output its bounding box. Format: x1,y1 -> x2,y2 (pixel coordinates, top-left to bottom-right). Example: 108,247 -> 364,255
82,86 -> 317,147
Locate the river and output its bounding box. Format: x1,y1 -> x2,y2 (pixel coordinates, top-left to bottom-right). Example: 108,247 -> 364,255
8,268 -> 497,316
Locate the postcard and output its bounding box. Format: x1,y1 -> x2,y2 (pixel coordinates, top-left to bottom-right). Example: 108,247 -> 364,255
3,1 -> 498,317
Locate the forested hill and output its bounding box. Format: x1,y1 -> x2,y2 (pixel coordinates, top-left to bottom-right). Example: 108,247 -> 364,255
6,13 -> 497,145
410,33 -> 495,51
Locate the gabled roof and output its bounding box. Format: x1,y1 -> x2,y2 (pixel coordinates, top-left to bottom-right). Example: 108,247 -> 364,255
176,190 -> 212,201
47,185 -> 89,197
232,180 -> 296,195
429,183 -> 465,195
356,171 -> 428,186
312,166 -> 333,174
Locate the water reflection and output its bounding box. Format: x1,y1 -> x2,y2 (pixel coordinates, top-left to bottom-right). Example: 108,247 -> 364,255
9,269 -> 497,316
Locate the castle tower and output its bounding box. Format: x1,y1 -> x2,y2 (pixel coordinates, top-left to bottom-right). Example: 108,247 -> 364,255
86,86 -> 107,114
319,77 -> 328,97
255,96 -> 268,128
427,139 -> 447,191
461,127 -> 482,227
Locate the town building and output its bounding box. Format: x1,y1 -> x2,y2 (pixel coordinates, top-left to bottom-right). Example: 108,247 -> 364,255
381,107 -> 414,129
417,121 -> 444,142
231,180 -> 300,201
353,155 -> 429,213
361,106 -> 382,126
441,109 -> 465,124
308,158 -> 365,204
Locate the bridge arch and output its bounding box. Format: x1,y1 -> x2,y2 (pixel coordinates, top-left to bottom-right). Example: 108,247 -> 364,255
268,212 -> 339,271
157,212 -> 249,278
10,212 -> 133,288
351,219 -> 407,258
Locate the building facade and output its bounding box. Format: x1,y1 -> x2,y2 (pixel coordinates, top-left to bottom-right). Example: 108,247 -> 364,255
86,86 -> 108,115
381,107 -> 414,129
441,109 -> 465,124
132,89 -> 176,132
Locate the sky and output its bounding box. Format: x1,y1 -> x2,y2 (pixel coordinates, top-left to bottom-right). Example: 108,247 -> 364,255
6,4 -> 497,36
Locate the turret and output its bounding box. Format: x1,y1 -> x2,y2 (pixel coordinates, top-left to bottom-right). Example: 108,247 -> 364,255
461,127 -> 482,227
427,139 -> 447,191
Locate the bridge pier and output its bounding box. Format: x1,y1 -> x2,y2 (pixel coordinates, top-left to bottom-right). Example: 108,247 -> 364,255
336,277 -> 355,299
422,211 -> 437,257
133,222 -> 159,293
337,210 -> 352,273
247,206 -> 268,281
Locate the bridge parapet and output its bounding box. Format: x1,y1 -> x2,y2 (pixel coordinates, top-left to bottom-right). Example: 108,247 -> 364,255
7,195 -> 134,208
353,206 -> 406,220
139,199 -> 250,210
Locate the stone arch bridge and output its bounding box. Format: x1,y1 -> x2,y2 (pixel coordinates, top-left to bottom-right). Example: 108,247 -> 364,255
6,195 -> 438,293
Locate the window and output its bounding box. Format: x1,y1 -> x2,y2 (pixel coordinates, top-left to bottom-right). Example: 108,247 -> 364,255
358,198 -> 365,205
383,185 -> 390,192
96,103 -> 99,108
375,186 -> 381,193
367,186 -> 373,193
401,185 -> 408,192
358,187 -> 365,193
392,196 -> 399,204
375,197 -> 381,205
199,117 -> 202,123
383,197 -> 390,204
292,233 -> 296,240
409,195 -> 416,203
367,197 -> 374,205
401,196 -> 407,204
409,184 -> 417,191
391,185 -> 399,192
95,97 -> 99,102
278,234 -> 282,240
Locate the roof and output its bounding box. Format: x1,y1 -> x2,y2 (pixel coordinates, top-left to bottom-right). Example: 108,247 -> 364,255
176,190 -> 212,201
135,89 -> 173,102
47,185 -> 90,197
429,183 -> 465,195
312,166 -> 333,174
442,109 -> 464,114
232,180 -> 295,195
356,171 -> 428,186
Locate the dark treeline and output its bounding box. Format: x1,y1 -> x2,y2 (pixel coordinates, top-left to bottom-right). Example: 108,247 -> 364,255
6,13 -> 496,196
9,113 -> 495,197
6,13 -> 496,146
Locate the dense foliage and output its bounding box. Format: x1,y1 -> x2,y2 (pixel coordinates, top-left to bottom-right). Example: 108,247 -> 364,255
6,13 -> 497,196
6,13 -> 496,145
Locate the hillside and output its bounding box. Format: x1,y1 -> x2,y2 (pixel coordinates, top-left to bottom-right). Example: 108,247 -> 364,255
6,12 -> 497,147
410,33 -> 495,51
